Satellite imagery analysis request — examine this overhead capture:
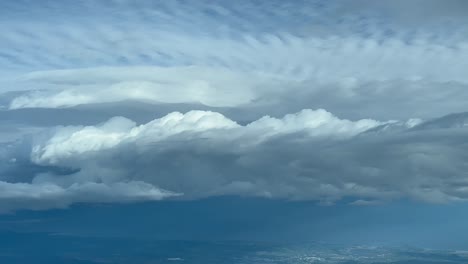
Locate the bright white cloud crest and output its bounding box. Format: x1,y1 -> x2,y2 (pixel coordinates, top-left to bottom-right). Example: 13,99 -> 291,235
30,109 -> 381,165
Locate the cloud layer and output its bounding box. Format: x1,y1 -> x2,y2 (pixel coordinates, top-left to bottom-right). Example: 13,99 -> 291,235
2,0 -> 468,121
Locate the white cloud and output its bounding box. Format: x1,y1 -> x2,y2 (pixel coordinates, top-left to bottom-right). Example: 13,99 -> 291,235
9,66 -> 263,108
2,0 -> 468,121
5,35 -> 468,118
0,180 -> 178,212
30,109 -> 381,166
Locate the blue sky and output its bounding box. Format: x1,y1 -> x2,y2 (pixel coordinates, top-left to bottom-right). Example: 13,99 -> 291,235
1,0 -> 468,248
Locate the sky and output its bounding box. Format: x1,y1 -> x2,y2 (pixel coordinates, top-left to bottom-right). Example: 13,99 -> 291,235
1,0 -> 468,249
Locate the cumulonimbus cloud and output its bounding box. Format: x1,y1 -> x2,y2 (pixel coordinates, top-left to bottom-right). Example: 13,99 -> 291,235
3,108 -> 468,211
2,0 -> 468,213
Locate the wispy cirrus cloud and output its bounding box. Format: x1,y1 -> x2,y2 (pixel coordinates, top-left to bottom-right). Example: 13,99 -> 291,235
2,0 -> 468,120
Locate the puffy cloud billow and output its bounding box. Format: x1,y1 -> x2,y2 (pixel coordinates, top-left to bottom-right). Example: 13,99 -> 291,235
1,0 -> 468,211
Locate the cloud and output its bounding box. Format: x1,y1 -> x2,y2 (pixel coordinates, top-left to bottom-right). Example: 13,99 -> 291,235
0,180 -> 177,212
1,0 -> 468,213
2,0 -> 468,121
4,35 -> 468,120
9,66 -> 262,108
1,109 -> 383,211
4,108 -> 468,211
29,109 -> 380,166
